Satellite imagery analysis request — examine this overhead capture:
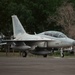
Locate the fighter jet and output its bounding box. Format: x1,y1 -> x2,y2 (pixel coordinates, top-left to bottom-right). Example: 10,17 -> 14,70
0,33 -> 6,45
37,31 -> 75,57
3,15 -> 54,57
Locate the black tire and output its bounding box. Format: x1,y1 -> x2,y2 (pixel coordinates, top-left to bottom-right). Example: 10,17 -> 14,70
22,51 -> 27,57
43,54 -> 47,57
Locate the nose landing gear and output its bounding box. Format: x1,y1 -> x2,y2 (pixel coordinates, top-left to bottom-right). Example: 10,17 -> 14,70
60,48 -> 64,58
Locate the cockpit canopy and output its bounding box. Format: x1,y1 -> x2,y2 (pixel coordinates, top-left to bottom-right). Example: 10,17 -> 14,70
43,31 -> 67,38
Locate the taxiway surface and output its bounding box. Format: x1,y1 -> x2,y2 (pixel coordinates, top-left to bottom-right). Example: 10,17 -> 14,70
0,57 -> 75,75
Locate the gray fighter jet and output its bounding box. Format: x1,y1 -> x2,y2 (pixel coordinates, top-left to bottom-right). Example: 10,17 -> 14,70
2,15 -> 54,57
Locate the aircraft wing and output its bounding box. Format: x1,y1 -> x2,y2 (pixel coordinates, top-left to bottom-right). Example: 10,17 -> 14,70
2,39 -> 54,47
0,43 -> 7,45
2,39 -> 54,42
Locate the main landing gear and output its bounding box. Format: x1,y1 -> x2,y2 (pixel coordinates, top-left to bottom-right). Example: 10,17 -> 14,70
22,51 -> 27,57
43,54 -> 47,57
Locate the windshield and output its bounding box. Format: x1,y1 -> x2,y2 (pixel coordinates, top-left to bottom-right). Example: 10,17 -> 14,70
56,33 -> 67,38
44,31 -> 67,38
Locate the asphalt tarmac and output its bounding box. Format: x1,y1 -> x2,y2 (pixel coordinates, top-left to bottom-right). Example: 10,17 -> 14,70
0,57 -> 75,75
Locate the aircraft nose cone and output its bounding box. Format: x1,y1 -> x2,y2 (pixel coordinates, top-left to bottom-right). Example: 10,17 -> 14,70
73,40 -> 75,46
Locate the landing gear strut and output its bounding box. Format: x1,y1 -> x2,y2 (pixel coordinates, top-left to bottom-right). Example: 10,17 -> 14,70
60,48 -> 64,58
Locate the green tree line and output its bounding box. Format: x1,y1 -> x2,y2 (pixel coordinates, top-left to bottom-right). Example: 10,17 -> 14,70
0,0 -> 75,38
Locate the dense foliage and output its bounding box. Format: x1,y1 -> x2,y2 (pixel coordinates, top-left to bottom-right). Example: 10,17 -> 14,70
0,0 -> 75,37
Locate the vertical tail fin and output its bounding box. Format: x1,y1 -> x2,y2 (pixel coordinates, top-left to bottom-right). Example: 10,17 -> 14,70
12,15 -> 27,37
